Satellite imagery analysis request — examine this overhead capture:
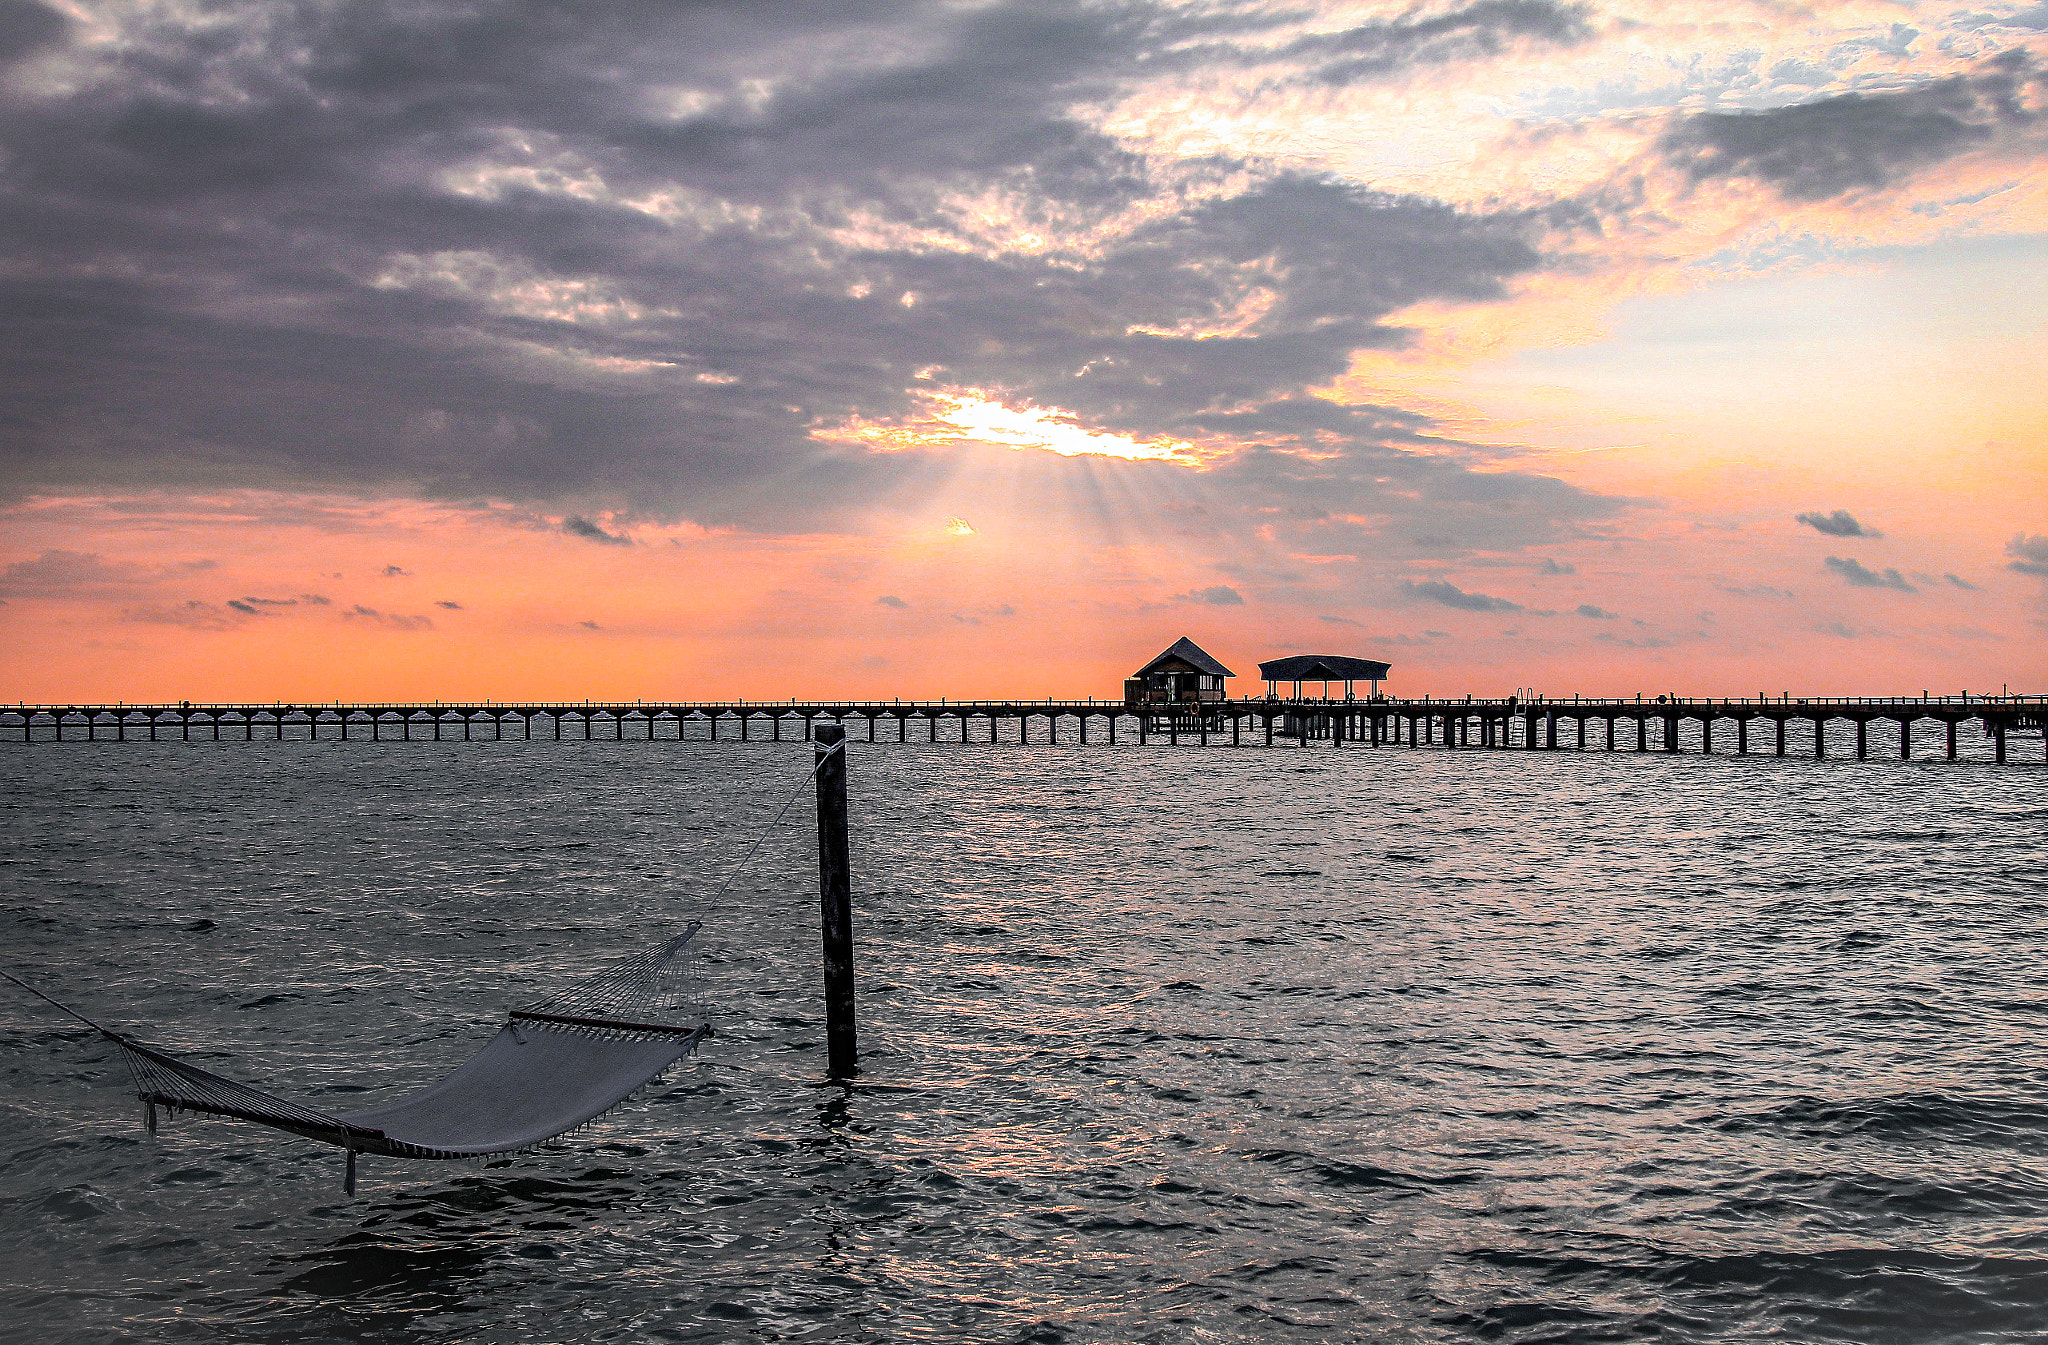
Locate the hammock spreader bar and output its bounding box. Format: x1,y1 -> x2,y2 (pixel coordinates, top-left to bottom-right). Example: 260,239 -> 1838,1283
4,922 -> 709,1192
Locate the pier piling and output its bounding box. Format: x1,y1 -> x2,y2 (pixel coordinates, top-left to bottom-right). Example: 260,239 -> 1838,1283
813,725 -> 857,1079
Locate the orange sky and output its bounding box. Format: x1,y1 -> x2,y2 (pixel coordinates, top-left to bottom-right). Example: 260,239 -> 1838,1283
2,1 -> 2044,701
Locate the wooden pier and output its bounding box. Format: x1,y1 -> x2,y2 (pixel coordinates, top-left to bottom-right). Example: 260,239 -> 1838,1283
5,696 -> 2043,764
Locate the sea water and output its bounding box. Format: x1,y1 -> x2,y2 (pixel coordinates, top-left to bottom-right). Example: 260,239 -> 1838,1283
1,732 -> 2044,1343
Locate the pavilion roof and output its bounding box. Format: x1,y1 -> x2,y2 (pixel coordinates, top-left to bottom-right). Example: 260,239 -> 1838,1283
1134,636 -> 1234,678
1257,654 -> 1391,682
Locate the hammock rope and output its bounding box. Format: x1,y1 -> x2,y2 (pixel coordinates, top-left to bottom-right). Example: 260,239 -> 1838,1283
3,738 -> 846,1192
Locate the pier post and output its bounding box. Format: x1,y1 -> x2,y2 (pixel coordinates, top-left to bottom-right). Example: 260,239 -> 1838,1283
1774,717 -> 1785,757
1946,719 -> 1957,761
1108,714 -> 1116,745
1701,719 -> 1712,754
813,726 -> 857,1079
1813,716 -> 1825,758
1900,718 -> 1911,760
1736,718 -> 1747,755
1993,720 -> 2006,765
1636,716 -> 1646,752
1264,715 -> 1273,747
1663,716 -> 1677,752
1855,718 -> 1867,760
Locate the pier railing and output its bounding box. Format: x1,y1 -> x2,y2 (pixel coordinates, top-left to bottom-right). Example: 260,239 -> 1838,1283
4,693 -> 2041,763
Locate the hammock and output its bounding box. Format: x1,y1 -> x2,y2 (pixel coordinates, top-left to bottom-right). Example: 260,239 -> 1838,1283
9,739 -> 848,1193
4,923 -> 709,1193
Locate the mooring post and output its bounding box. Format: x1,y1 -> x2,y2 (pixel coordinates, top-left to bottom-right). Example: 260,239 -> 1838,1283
814,725 -> 858,1078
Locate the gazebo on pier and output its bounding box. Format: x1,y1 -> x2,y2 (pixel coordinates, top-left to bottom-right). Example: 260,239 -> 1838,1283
1125,637 -> 1234,707
1259,654 -> 1390,701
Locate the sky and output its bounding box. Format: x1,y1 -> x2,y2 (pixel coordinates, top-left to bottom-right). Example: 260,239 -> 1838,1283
1,0 -> 2044,703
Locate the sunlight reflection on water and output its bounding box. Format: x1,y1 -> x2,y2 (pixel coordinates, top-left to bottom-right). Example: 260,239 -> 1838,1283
1,736 -> 2044,1343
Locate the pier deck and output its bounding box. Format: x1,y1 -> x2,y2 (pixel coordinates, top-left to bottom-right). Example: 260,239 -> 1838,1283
6,696 -> 2043,763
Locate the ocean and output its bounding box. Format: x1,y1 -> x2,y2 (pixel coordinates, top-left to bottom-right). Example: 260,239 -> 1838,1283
2,730 -> 2044,1343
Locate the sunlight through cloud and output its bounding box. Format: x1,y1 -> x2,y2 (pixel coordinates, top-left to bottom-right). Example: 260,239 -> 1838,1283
931,393 -> 1193,462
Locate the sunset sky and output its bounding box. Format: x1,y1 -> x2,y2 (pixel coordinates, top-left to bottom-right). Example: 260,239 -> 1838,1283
2,0 -> 2043,702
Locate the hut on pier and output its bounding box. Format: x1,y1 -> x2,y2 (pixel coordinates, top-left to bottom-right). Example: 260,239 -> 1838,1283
1258,653 -> 1390,701
1125,637 -> 1234,707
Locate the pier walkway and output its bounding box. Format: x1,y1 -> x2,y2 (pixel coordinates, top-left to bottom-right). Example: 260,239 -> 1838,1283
7,696 -> 2044,764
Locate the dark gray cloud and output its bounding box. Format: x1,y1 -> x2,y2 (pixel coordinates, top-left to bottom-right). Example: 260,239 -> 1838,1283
1943,573 -> 1976,590
0,0 -> 1617,547
122,599 -> 242,630
1401,578 -> 1523,612
344,604 -> 433,630
2,548 -> 139,589
563,516 -> 631,546
1574,603 -> 1615,618
1795,509 -> 1877,537
435,599 -> 464,609
1236,1 -> 1593,87
381,565 -> 410,576
1825,556 -> 1915,591
1536,557 -> 1576,574
0,0 -> 65,65
1660,50 -> 2045,202
1178,584 -> 1244,605
875,595 -> 909,610
0,548 -> 217,592
2008,533 -> 2048,576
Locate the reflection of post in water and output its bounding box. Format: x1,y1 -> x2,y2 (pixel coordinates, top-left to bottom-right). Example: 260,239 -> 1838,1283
814,725 -> 857,1079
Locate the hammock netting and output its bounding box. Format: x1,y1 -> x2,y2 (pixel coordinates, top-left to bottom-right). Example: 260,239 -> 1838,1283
107,921 -> 709,1169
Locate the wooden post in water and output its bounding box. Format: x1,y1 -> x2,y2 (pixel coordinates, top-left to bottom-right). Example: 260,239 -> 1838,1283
814,725 -> 858,1078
